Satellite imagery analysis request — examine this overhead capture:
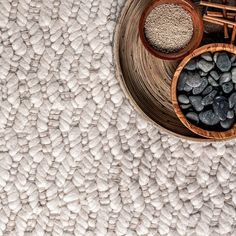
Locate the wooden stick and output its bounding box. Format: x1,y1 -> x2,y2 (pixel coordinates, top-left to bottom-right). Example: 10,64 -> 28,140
231,16 -> 236,44
203,14 -> 236,27
200,1 -> 236,12
203,15 -> 233,28
222,0 -> 229,38
207,11 -> 236,18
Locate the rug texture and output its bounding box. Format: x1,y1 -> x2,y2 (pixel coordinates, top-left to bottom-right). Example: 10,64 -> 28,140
1,0 -> 236,235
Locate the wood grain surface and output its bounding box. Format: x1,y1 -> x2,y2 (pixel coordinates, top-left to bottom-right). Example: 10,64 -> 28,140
139,0 -> 203,60
172,43 -> 236,140
113,0 -> 210,140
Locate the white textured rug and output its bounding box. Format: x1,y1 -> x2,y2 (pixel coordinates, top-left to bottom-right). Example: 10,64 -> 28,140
1,0 -> 236,235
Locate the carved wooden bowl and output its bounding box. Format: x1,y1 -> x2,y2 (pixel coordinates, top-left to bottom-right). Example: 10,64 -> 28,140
171,43 -> 236,140
139,0 -> 204,60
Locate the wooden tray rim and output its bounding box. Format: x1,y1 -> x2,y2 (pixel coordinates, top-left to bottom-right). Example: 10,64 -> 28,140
113,0 -> 222,142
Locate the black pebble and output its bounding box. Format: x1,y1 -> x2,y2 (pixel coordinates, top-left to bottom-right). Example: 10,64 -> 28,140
210,70 -> 220,81
231,55 -> 236,63
192,77 -> 208,95
219,72 -> 231,85
220,118 -> 234,129
227,110 -> 234,119
180,104 -> 192,109
198,59 -> 214,73
189,96 -> 204,112
232,67 -> 236,83
213,96 -> 229,121
178,94 -> 189,104
216,52 -> 231,72
177,71 -> 187,91
202,90 -> 217,106
186,112 -> 199,123
201,52 -> 213,62
186,72 -> 202,88
208,76 -> 219,87
229,92 -> 236,108
184,84 -> 192,92
202,86 -> 213,96
222,82 -> 233,94
199,110 -> 220,126
199,70 -> 208,77
185,59 -> 197,71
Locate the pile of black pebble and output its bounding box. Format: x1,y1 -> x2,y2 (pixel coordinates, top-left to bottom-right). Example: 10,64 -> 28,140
177,51 -> 236,130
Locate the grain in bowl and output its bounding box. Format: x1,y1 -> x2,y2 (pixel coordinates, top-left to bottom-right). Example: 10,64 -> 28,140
144,4 -> 194,53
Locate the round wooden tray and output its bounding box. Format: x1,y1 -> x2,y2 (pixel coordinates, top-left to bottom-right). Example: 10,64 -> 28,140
113,0 -> 219,141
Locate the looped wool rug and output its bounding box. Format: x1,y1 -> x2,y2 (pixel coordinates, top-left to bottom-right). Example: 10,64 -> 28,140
0,0 -> 236,235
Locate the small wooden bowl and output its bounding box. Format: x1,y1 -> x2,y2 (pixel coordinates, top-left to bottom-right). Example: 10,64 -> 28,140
171,43 -> 236,140
139,0 -> 204,60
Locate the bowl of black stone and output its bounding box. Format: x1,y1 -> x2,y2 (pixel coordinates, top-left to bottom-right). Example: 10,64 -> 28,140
171,43 -> 236,140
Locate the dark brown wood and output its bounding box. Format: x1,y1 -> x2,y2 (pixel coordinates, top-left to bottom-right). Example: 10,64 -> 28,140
171,43 -> 236,140
231,16 -> 236,44
139,0 -> 204,60
222,0 -> 229,38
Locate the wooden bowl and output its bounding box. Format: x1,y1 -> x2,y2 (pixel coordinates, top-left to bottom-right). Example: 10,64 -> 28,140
114,0 -> 224,141
171,43 -> 236,140
139,0 -> 204,60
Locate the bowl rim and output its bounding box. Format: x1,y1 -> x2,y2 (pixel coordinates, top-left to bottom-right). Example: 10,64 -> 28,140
139,0 -> 204,60
171,43 -> 236,140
